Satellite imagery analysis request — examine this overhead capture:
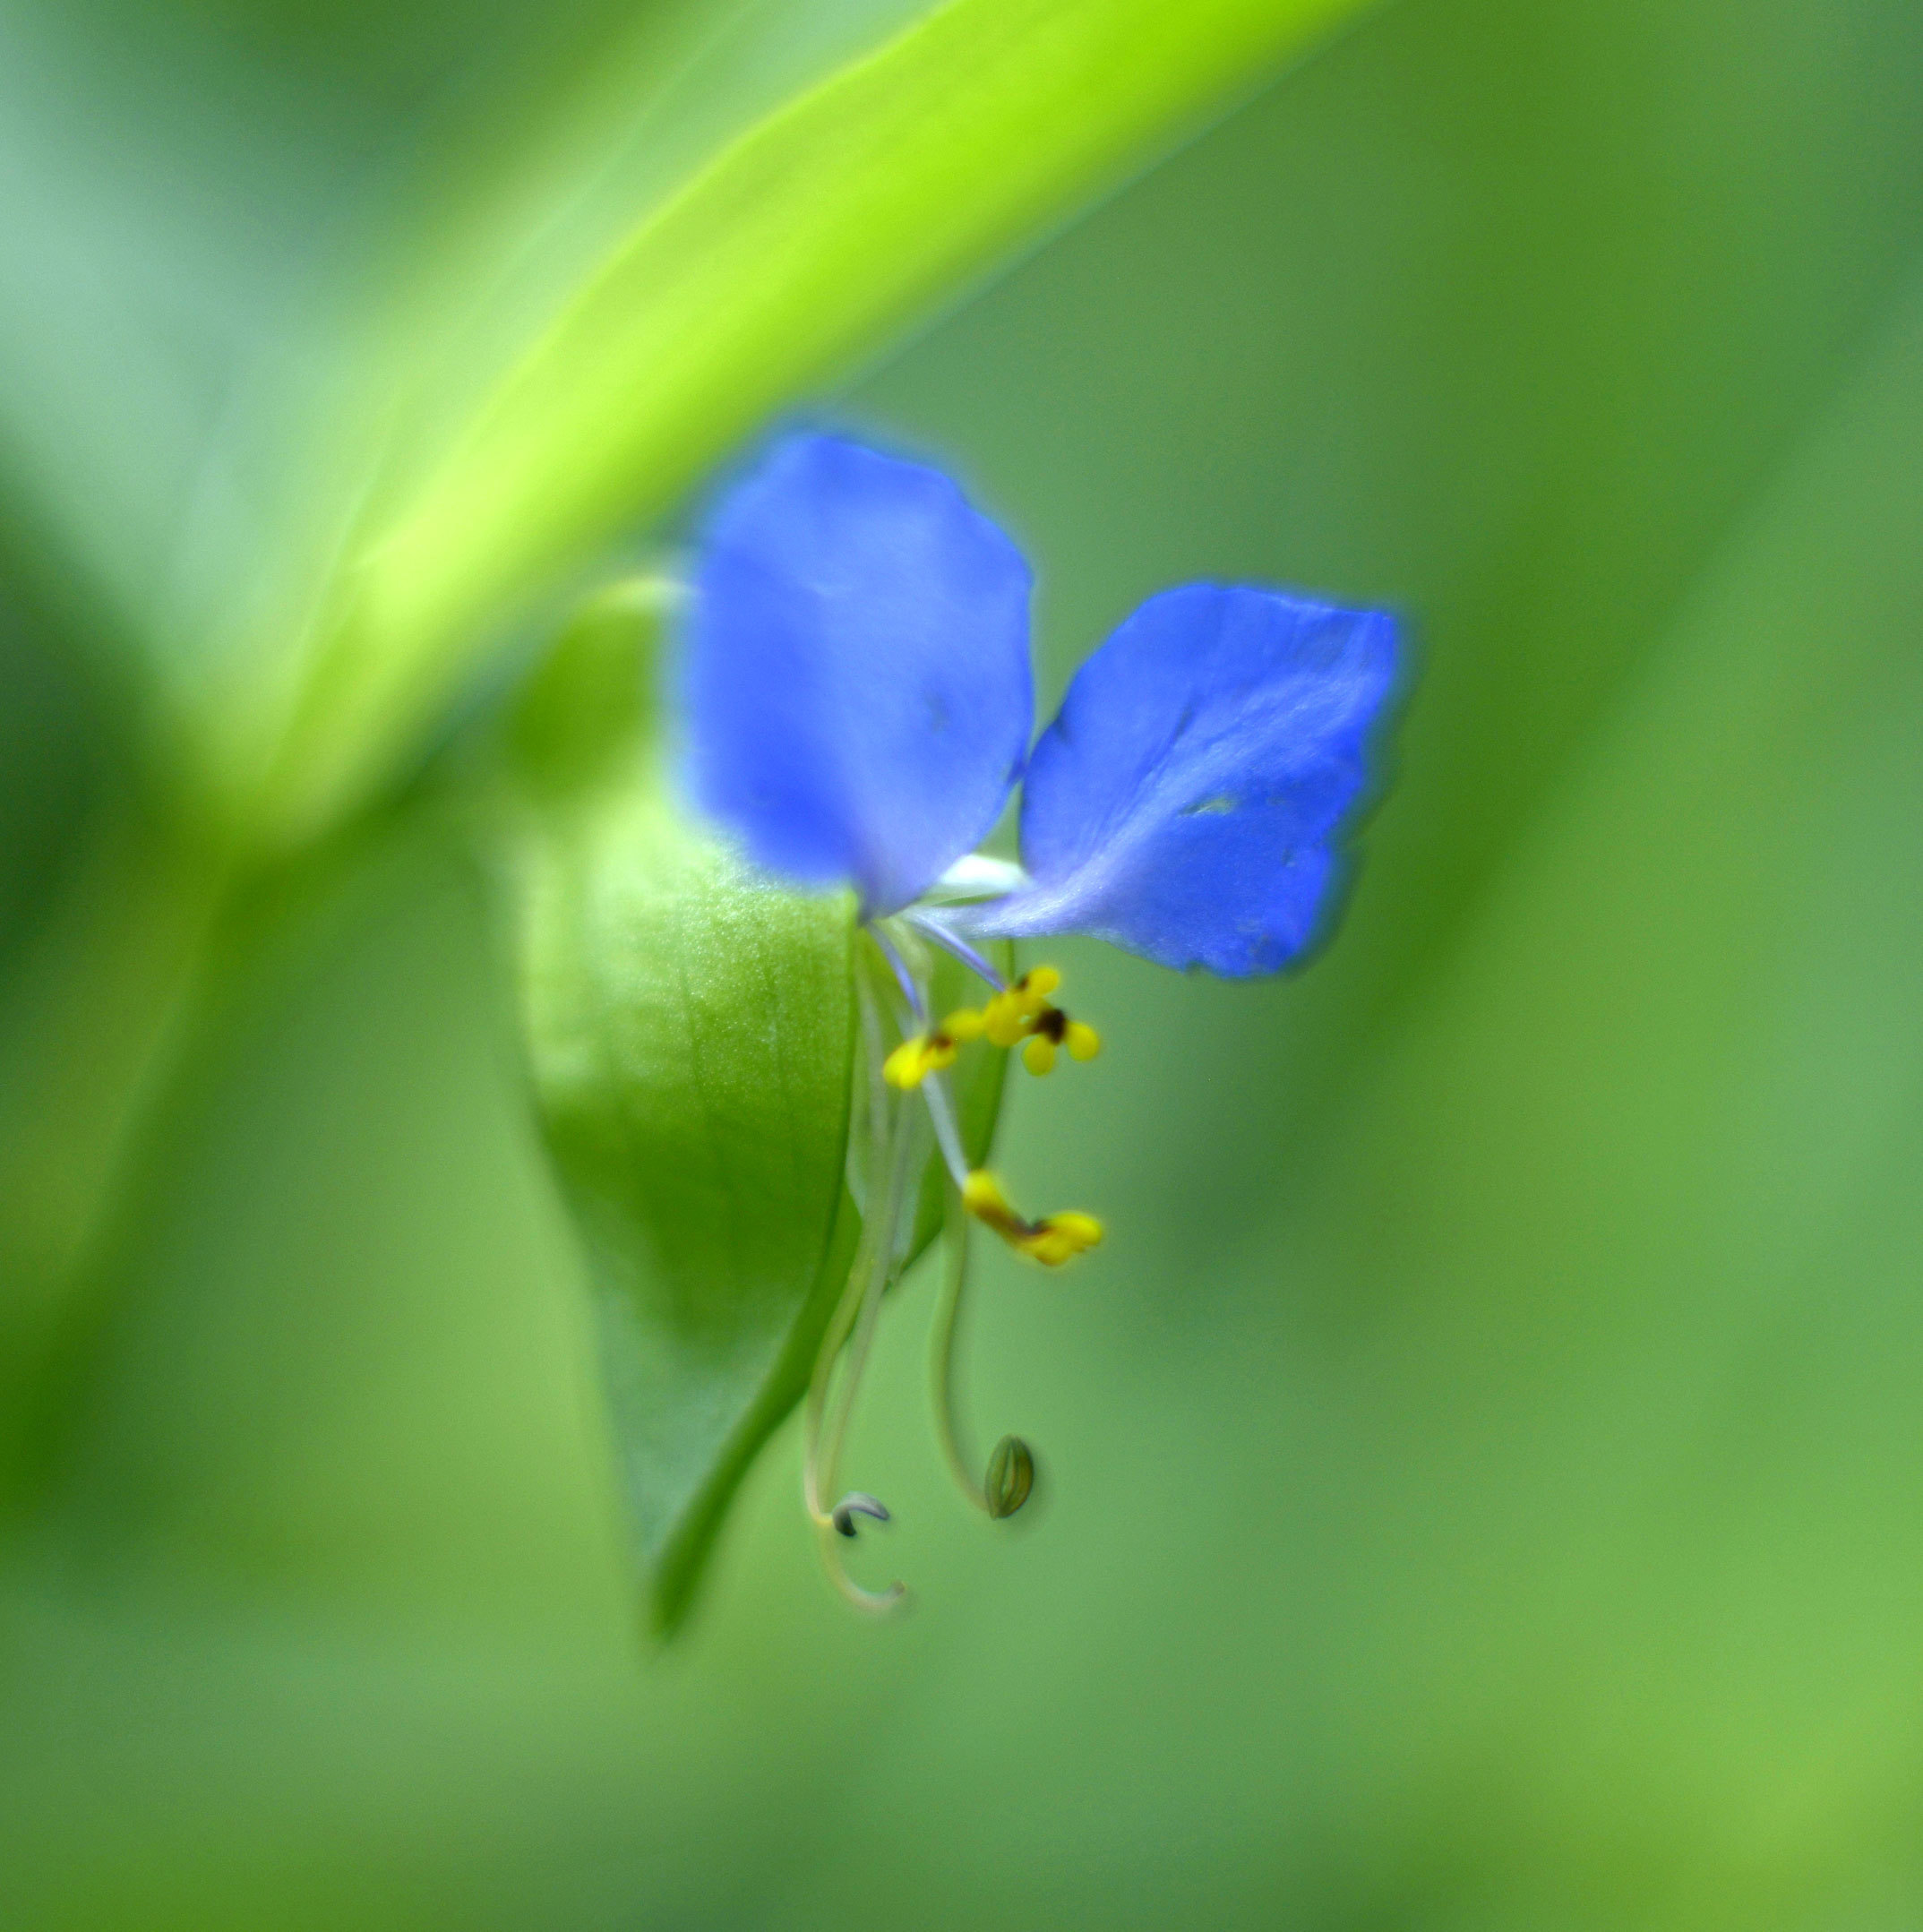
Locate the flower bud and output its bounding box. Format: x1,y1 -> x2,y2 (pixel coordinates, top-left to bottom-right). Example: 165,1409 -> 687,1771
984,1435 -> 1036,1519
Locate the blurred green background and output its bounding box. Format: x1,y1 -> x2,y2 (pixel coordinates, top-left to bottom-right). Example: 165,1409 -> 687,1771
6,0 -> 1923,1925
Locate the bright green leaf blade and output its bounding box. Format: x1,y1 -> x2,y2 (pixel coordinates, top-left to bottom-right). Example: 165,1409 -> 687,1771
0,0 -> 957,790
267,0 -> 1376,846
493,585 -> 1004,1627
0,0 -> 1376,842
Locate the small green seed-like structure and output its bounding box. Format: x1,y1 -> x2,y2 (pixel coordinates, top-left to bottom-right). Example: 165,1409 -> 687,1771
985,1435 -> 1036,1520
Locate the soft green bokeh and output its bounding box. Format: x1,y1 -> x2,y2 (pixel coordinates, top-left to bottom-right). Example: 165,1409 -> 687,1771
4,0 -> 1923,1927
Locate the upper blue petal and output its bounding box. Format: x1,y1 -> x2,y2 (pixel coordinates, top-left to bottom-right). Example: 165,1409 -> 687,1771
681,432 -> 1033,918
966,584 -> 1397,975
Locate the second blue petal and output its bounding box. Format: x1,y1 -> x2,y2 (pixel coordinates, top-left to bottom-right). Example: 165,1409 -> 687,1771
969,584 -> 1397,975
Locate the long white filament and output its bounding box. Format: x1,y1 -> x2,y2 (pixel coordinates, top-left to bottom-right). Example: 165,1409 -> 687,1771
802,968 -> 922,1611
928,1191 -> 989,1513
918,1069 -> 971,1191
803,922 -> 1034,1609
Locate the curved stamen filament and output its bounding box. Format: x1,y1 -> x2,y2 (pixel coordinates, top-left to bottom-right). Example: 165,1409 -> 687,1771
803,970 -> 922,1613
931,1187 -> 1039,1521
867,921 -> 928,1023
811,920 -> 1103,1609
863,921 -> 973,1186
823,1112 -> 920,1610
930,1191 -> 978,1504
918,1066 -> 971,1191
904,911 -> 1009,992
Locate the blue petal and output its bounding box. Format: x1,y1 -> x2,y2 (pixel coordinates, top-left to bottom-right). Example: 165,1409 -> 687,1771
681,433 -> 1033,918
967,585 -> 1397,975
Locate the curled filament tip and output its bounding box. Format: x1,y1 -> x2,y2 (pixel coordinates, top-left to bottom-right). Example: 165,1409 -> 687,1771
931,1192 -> 1043,1523
831,1491 -> 891,1538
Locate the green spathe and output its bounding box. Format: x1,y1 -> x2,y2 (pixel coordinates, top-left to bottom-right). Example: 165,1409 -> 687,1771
492,583 -> 1004,1627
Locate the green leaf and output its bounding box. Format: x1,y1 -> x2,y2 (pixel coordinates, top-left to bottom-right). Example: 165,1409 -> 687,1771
0,0 -> 1373,841
0,1 -> 933,742
273,0 -> 1370,845
490,580 -> 1003,1628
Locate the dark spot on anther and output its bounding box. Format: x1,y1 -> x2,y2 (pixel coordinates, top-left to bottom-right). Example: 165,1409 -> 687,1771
1035,1007 -> 1068,1043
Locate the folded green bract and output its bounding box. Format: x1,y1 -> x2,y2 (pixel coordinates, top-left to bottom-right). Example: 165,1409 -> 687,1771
491,583 -> 1006,1627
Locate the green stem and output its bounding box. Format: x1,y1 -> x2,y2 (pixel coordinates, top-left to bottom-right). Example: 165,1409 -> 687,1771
930,1189 -> 989,1514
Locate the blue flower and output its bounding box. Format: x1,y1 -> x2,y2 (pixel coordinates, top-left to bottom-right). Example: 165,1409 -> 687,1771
680,428 -> 1398,1599
684,430 -> 1396,981
682,432 -> 1396,1258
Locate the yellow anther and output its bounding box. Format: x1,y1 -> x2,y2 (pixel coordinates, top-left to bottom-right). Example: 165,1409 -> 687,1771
882,1031 -> 957,1090
942,1007 -> 987,1043
1021,1213 -> 1104,1267
961,1171 -> 1103,1268
983,997 -> 1028,1050
1017,1002 -> 1093,1074
982,966 -> 1063,1048
961,1170 -> 1013,1223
